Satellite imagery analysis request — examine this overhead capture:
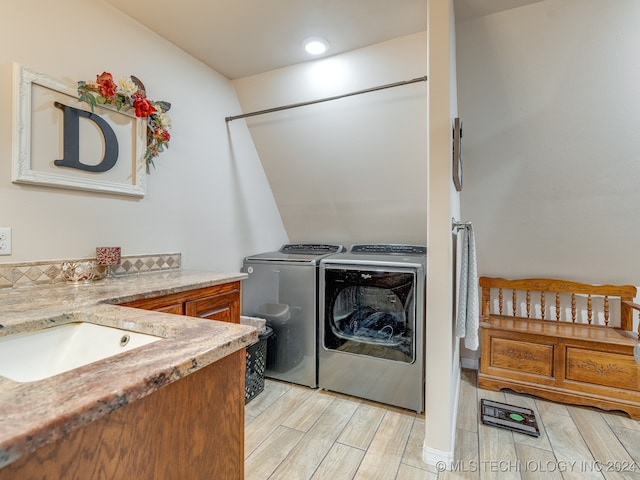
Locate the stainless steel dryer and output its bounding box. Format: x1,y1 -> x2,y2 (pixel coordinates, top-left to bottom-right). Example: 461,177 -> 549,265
242,244 -> 344,388
319,244 -> 426,412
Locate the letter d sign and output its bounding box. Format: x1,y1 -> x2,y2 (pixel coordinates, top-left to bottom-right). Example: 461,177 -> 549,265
53,102 -> 119,172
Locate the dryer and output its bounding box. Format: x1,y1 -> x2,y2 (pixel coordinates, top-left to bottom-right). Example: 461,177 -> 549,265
319,244 -> 426,412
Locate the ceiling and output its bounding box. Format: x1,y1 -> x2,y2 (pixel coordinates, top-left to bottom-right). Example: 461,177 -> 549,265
453,0 -> 544,23
104,0 -> 543,80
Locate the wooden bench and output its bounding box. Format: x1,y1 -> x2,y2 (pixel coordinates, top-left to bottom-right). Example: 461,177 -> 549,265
477,276 -> 640,419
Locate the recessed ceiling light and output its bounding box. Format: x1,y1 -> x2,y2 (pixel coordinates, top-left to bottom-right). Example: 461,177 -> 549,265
303,37 -> 330,55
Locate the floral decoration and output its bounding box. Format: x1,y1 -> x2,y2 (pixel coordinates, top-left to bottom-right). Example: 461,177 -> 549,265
77,72 -> 171,172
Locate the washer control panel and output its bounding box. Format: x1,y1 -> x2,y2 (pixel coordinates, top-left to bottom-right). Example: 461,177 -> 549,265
279,244 -> 344,255
350,244 -> 426,255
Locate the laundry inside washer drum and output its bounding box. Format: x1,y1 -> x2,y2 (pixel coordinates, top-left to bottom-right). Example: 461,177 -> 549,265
343,307 -> 406,340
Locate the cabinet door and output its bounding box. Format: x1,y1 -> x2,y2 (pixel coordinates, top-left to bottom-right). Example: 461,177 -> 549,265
185,290 -> 240,323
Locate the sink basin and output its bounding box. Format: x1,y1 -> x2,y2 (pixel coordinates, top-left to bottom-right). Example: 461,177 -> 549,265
0,322 -> 162,383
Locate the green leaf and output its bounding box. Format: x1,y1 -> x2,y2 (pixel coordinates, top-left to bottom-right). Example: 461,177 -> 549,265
78,92 -> 97,112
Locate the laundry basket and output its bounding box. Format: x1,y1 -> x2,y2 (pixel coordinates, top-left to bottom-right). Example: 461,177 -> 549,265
242,317 -> 273,404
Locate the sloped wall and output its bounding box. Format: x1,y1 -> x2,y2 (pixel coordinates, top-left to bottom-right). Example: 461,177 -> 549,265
233,32 -> 428,247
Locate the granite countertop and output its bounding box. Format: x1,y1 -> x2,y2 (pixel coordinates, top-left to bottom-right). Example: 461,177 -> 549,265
0,269 -> 254,469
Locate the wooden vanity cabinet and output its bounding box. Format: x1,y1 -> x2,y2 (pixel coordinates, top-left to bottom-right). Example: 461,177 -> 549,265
120,281 -> 240,323
0,350 -> 245,480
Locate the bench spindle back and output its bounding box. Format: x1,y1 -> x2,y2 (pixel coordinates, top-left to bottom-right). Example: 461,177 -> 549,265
480,277 -> 637,334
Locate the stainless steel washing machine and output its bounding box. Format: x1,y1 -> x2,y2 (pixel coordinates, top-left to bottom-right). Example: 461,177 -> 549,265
319,244 -> 426,412
241,244 -> 344,388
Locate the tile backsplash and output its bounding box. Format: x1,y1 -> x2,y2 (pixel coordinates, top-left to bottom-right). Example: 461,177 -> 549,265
0,253 -> 181,289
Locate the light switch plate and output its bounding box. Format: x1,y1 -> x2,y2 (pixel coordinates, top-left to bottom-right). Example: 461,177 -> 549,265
0,227 -> 12,255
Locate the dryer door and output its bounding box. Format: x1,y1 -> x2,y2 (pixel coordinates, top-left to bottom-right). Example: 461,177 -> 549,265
322,266 -> 416,364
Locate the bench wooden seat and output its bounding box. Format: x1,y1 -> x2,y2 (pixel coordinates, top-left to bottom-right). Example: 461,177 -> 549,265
478,276 -> 640,419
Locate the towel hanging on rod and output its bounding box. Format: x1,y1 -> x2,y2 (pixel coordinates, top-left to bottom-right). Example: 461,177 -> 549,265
455,220 -> 479,350
225,75 -> 428,123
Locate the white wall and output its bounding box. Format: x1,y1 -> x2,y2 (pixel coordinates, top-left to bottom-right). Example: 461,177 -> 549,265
423,0 -> 460,465
232,32 -> 428,247
0,0 -> 287,271
457,0 -> 640,286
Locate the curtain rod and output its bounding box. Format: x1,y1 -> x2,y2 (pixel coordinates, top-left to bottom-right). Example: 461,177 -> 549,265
225,75 -> 427,123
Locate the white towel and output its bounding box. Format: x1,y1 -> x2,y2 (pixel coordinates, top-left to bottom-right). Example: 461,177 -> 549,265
455,224 -> 479,350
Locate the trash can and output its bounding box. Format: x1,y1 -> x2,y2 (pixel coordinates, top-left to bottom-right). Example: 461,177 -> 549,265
256,303 -> 304,373
244,326 -> 273,404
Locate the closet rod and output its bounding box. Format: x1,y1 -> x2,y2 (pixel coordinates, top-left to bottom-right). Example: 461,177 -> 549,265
225,75 -> 427,122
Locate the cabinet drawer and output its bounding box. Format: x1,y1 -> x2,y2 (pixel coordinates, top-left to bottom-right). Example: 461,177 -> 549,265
489,337 -> 554,377
185,291 -> 239,323
566,347 -> 640,391
120,296 -> 185,314
153,303 -> 185,315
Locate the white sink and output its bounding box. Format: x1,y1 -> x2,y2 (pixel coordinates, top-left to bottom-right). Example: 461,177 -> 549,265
0,322 -> 162,383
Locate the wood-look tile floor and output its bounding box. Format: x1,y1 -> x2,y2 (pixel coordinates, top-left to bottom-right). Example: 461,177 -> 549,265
245,369 -> 640,480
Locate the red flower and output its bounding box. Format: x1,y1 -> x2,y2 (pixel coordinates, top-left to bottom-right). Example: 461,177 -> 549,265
154,129 -> 171,142
133,95 -> 157,118
96,72 -> 117,99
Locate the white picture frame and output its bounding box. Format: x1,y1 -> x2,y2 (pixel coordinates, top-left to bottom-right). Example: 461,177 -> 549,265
11,63 -> 147,197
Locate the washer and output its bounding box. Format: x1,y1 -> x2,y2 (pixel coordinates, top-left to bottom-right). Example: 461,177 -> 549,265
241,244 -> 344,388
319,244 -> 426,412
